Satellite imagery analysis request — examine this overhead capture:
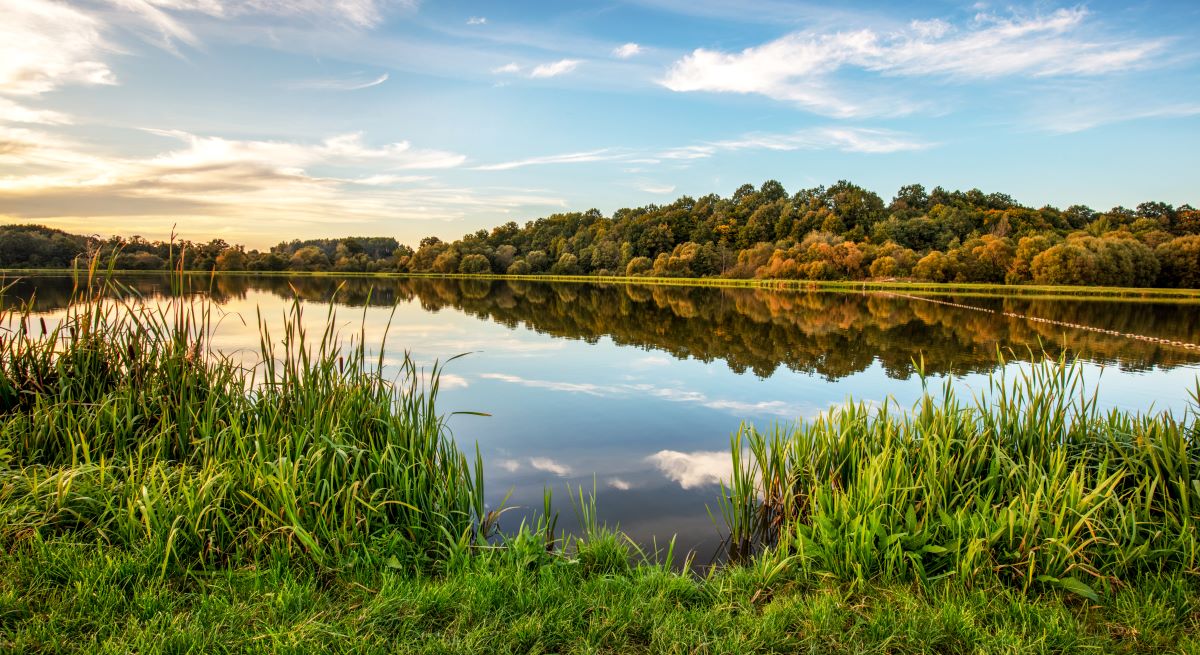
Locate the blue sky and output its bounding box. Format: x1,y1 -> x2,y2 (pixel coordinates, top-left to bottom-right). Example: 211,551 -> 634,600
1,0 -> 1197,248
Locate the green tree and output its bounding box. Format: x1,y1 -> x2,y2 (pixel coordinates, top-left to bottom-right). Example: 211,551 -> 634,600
216,248 -> 247,271
290,246 -> 331,272
459,253 -> 491,274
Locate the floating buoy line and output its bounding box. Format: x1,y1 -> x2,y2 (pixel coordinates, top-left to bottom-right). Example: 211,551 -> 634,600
876,291 -> 1200,352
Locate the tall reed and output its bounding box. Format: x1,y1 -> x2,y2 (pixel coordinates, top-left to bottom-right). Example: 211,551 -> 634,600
0,260 -> 491,572
720,353 -> 1200,599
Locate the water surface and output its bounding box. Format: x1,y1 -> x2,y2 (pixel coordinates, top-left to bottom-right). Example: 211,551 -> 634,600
7,274 -> 1200,561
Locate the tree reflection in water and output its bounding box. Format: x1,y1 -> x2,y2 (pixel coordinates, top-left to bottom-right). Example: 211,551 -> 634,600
7,273 -> 1199,379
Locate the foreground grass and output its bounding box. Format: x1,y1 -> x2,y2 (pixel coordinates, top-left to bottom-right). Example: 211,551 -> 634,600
2,538 -> 1198,654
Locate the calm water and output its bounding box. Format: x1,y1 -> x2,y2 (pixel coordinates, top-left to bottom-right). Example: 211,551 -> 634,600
7,274 -> 1200,561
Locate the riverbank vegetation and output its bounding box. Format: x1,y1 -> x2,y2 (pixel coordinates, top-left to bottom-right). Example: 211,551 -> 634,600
3,180 -> 1198,287
2,270 -> 1200,652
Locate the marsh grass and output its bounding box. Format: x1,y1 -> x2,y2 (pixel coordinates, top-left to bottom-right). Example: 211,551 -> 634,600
719,353 -> 1200,600
0,257 -> 493,573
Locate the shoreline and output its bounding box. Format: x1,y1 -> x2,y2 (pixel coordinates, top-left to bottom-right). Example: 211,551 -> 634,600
4,268 -> 1200,302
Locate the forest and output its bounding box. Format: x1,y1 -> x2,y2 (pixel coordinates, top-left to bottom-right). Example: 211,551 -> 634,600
3,180 -> 1198,287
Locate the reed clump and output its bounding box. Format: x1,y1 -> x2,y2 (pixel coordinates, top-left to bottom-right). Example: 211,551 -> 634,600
720,355 -> 1200,599
0,262 -> 492,573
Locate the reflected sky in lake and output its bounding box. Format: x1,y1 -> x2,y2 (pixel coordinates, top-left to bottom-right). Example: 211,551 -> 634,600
7,274 -> 1200,562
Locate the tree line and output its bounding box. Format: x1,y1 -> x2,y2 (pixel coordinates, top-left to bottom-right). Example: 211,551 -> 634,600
2,180 -> 1198,287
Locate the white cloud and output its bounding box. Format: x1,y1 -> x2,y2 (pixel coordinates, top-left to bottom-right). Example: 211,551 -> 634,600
715,127 -> 932,154
474,149 -> 626,171
0,0 -> 117,97
660,8 -> 1169,117
646,450 -> 731,489
142,129 -> 465,170
134,0 -> 405,30
658,127 -> 932,160
637,182 -> 676,195
530,457 -> 572,477
659,145 -> 717,160
349,173 -> 432,185
287,72 -> 389,91
608,478 -> 633,491
613,42 -> 642,58
467,16 -> 487,25
530,59 -> 581,78
492,62 -> 521,74
0,98 -> 73,125
499,458 -> 521,472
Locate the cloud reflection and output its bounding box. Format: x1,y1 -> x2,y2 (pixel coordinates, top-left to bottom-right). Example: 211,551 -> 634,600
481,372 -> 817,418
646,450 -> 732,490
530,457 -> 572,477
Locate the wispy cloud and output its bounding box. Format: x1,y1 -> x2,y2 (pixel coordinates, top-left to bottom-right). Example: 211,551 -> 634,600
636,182 -> 676,194
0,127 -> 566,245
661,8 -> 1171,117
0,0 -> 117,97
719,127 -> 931,155
134,0 -> 406,31
138,129 -> 465,169
613,42 -> 642,58
474,149 -> 625,171
608,478 -> 633,491
492,60 -> 583,79
530,58 -> 581,78
1033,102 -> 1200,134
480,372 -> 819,418
287,72 -> 389,91
658,127 -> 932,160
0,98 -> 73,125
467,16 -> 487,25
479,373 -> 611,395
473,125 -> 925,174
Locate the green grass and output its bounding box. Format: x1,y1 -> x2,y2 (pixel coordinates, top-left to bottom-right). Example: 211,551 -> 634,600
717,356 -> 1200,600
3,261 -> 1200,652
2,537 -> 1199,654
0,261 -> 494,574
4,267 -> 1200,301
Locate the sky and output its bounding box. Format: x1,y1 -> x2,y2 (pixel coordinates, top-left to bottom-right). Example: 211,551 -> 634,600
1,0 -> 1198,249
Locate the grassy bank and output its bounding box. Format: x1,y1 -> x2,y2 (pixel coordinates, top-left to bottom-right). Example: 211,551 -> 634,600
720,360 -> 1200,598
0,265 -> 493,573
2,267 -> 1200,652
3,537 -> 1198,654
4,267 -> 1200,302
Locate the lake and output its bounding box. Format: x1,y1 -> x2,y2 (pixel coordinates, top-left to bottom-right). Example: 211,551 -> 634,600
6,273 -> 1200,562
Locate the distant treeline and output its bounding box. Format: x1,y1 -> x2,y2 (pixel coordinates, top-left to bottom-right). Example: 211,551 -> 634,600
3,181 -> 1198,287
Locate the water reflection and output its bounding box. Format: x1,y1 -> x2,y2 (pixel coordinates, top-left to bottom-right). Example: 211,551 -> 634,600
6,273 -> 1200,563
7,274 -> 1200,379
648,450 -> 735,490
